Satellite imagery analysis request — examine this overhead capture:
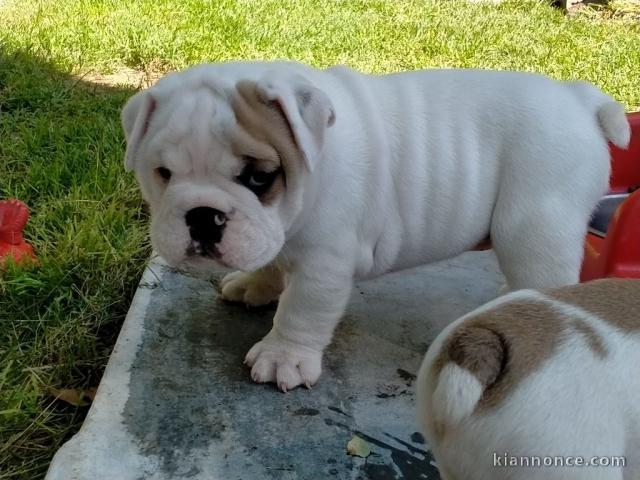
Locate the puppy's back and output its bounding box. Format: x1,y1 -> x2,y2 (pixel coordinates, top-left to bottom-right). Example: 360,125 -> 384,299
417,279 -> 640,478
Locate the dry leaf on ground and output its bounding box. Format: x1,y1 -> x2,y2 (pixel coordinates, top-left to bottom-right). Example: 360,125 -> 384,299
347,435 -> 371,458
49,387 -> 98,407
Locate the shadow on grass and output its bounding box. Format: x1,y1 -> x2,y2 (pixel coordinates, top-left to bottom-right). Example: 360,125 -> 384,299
0,48 -> 151,479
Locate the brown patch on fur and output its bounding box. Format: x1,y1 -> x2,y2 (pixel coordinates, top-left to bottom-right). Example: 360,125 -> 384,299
436,301 -> 566,412
546,278 -> 640,333
434,279 -> 640,414
231,81 -> 306,204
571,319 -> 608,358
445,326 -> 505,388
430,279 -> 640,422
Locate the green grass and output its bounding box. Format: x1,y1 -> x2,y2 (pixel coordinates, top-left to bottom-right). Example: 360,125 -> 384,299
0,0 -> 638,478
0,52 -> 150,478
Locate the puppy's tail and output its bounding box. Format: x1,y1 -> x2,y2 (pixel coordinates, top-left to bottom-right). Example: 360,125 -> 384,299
569,81 -> 631,149
430,326 -> 505,425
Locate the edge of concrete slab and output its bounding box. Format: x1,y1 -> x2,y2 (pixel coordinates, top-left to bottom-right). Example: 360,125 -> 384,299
45,256 -> 167,480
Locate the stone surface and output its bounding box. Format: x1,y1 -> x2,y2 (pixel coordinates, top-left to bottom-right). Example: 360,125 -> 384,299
46,251 -> 503,480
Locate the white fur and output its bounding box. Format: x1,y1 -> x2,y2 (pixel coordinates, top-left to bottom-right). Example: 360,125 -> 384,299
432,363 -> 484,426
417,292 -> 640,480
122,61 -> 630,390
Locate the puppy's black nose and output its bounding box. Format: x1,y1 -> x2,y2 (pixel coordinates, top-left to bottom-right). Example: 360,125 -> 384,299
185,207 -> 226,245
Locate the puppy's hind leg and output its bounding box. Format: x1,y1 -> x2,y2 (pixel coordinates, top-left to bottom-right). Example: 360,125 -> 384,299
490,199 -> 591,291
220,263 -> 284,307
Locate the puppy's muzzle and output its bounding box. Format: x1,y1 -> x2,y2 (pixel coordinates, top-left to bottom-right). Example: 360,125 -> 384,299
185,206 -> 226,257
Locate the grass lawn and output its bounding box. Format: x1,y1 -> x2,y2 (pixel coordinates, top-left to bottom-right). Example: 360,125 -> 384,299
0,0 -> 638,478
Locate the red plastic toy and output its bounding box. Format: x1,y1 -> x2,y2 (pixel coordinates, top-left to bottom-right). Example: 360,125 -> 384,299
581,112 -> 640,281
0,199 -> 35,265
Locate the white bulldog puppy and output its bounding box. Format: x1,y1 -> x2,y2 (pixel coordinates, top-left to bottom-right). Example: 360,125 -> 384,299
416,278 -> 640,480
121,61 -> 630,391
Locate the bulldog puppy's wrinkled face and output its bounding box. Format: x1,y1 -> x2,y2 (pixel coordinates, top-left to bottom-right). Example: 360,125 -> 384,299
121,69 -> 335,271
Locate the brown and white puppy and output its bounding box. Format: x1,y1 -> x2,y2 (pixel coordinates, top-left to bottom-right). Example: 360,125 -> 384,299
417,278 -> 640,480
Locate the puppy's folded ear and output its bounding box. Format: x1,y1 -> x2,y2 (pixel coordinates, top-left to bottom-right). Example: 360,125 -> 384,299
254,71 -> 335,172
121,90 -> 156,171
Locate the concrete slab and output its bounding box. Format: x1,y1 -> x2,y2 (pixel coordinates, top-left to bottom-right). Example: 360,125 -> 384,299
46,251 -> 503,480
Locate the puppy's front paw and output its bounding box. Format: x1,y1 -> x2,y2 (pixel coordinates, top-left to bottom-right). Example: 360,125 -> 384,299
220,270 -> 282,307
245,331 -> 322,392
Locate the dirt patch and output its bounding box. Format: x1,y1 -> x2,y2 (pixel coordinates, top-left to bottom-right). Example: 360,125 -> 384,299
74,67 -> 168,89
564,0 -> 640,20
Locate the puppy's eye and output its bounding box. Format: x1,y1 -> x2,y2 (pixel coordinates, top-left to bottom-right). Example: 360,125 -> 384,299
248,171 -> 273,187
155,167 -> 172,183
236,164 -> 281,197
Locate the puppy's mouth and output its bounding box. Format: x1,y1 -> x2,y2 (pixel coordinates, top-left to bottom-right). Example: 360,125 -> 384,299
184,242 -> 232,269
186,240 -> 221,260
185,237 -> 239,269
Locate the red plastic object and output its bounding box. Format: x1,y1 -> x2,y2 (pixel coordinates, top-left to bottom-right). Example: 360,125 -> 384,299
581,112 -> 640,281
0,199 -> 35,265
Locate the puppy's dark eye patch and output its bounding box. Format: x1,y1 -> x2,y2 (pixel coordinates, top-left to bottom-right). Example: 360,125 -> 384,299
155,167 -> 172,183
236,161 -> 281,197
